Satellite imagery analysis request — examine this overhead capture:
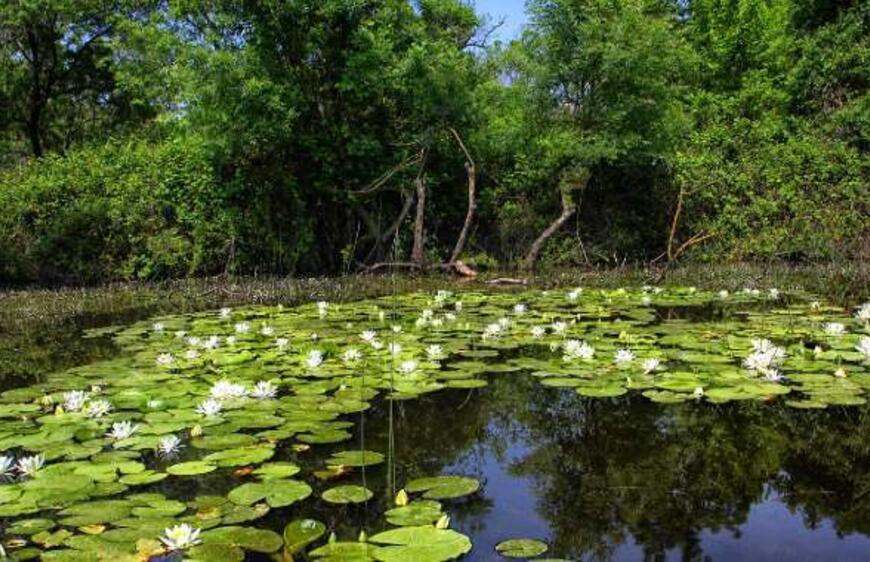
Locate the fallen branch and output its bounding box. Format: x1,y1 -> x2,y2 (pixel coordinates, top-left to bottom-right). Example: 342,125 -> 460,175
486,277 -> 528,286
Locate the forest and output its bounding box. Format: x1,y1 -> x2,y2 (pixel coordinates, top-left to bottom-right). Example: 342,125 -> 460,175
0,0 -> 868,284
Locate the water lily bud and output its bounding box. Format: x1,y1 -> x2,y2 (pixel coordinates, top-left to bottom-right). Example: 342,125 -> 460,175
328,532 -> 337,544
395,489 -> 409,506
358,530 -> 368,542
38,395 -> 54,407
435,515 -> 450,529
54,405 -> 65,416
190,424 -> 203,438
834,368 -> 847,378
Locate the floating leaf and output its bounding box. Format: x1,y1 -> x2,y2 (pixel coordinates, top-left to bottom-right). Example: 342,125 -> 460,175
495,538 -> 549,558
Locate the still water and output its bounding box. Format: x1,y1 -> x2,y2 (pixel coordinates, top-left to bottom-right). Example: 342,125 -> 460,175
3,299 -> 870,561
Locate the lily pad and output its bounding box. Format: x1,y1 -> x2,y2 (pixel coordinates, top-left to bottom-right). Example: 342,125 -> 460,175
405,476 -> 480,500
495,538 -> 549,558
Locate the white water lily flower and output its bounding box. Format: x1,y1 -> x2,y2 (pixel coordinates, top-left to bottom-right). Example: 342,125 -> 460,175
693,387 -> 705,398
434,290 -> 453,305
431,317 -> 444,328
16,455 -> 44,478
744,339 -> 786,374
810,301 -> 821,310
769,288 -> 780,300
107,421 -> 139,440
234,322 -> 250,334
387,343 -> 402,356
85,399 -> 113,418
275,337 -> 289,350
856,337 -> 870,360
210,380 -> 248,400
718,290 -> 729,299
391,325 -> 403,334
260,325 -> 274,336
0,456 -> 14,478
160,524 -> 202,551
513,303 -> 527,315
614,349 -> 635,364
551,321 -> 567,336
342,348 -> 362,363
531,326 -> 546,338
421,309 -> 434,320
482,323 -> 502,340
152,322 -> 165,333
63,390 -> 89,412
498,317 -> 511,330
824,322 -> 846,336
186,336 -> 202,347
184,349 -> 199,361
317,301 -> 329,317
219,307 -> 232,319
641,295 -> 652,306
203,336 -> 220,350
764,370 -> 785,382
642,358 -> 661,374
398,360 -> 418,375
567,289 -> 582,302
174,330 -> 187,339
157,435 -> 183,458
196,398 -> 223,417
835,368 -> 848,378
426,345 -> 444,360
563,340 -> 595,361
855,303 -> 870,322
360,330 -> 377,343
306,350 -> 324,369
445,312 -> 457,322
156,353 -> 175,366
454,301 -> 463,312
250,381 -> 278,400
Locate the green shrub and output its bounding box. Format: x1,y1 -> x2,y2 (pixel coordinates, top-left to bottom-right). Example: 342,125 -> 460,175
0,135 -> 233,283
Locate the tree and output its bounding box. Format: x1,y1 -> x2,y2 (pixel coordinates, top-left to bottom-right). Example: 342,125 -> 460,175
0,0 -> 155,161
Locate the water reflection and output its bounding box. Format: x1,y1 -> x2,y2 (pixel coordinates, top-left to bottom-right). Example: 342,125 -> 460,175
377,374 -> 870,561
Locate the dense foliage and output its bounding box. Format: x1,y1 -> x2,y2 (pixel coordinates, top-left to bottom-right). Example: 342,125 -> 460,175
0,0 -> 867,283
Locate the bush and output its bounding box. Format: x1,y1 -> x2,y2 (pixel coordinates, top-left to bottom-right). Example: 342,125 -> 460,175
0,135 -> 234,283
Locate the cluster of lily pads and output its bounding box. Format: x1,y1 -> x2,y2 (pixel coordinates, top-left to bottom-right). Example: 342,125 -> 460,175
0,286 -> 868,560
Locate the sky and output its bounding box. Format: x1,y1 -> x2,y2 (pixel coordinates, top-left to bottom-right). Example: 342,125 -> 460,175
473,0 -> 528,43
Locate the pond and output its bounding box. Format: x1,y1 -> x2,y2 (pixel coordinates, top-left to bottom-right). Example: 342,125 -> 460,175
0,286 -> 869,561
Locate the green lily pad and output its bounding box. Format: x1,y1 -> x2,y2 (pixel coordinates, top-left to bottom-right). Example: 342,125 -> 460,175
322,485 -> 374,504
369,525 -> 472,562
327,450 -> 385,468
385,500 -> 444,526
227,479 -> 312,508
283,519 -> 327,554
405,476 -> 480,500
495,538 -> 549,558
167,461 -> 218,475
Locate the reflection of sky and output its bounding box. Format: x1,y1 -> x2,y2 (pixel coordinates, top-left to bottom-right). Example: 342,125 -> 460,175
446,416 -> 870,562
474,0 -> 528,43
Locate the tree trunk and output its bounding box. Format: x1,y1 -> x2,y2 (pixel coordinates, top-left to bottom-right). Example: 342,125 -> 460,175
449,128 -> 477,264
410,176 -> 426,268
522,190 -> 577,271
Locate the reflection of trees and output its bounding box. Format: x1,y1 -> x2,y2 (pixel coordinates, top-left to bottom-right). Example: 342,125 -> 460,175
482,376 -> 870,561
775,408 -> 870,537
353,373 -> 870,561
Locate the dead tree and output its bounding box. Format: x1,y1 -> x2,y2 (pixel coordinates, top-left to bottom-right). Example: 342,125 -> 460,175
448,128 -> 477,265
522,168 -> 590,271
410,150 -> 429,269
